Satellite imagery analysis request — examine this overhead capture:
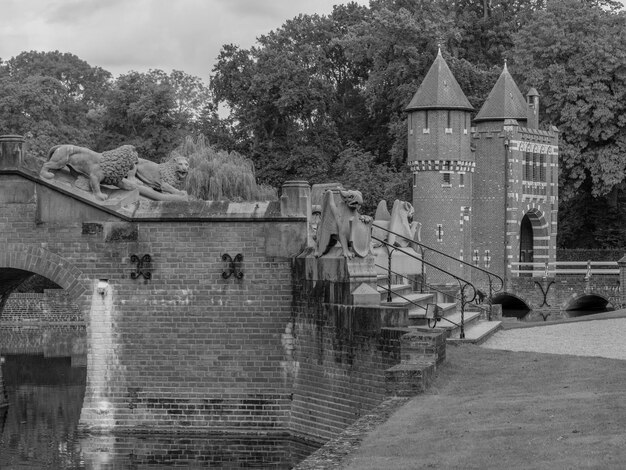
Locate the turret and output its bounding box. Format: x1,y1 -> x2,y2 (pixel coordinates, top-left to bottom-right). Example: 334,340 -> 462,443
405,48 -> 475,278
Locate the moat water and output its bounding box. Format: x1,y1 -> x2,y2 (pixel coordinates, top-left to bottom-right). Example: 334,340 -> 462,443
0,330 -> 318,469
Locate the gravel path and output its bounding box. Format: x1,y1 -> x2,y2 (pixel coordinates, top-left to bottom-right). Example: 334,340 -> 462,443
482,318 -> 626,360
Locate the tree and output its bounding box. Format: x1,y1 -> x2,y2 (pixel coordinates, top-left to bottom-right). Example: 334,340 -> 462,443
511,0 -> 626,247
0,51 -> 112,157
99,70 -> 208,161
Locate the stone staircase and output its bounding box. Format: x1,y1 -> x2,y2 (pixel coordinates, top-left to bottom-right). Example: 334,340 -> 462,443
377,278 -> 502,345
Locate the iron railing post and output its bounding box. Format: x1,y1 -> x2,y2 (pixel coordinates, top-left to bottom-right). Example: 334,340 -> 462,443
460,283 -> 466,339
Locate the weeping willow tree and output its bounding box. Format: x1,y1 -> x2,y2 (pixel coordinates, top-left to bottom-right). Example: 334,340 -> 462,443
171,135 -> 277,201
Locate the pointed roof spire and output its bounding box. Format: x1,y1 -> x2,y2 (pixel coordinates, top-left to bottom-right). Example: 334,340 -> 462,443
474,62 -> 527,123
405,48 -> 473,112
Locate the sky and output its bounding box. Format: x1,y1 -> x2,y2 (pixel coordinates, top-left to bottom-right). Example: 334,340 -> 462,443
0,0 -> 369,84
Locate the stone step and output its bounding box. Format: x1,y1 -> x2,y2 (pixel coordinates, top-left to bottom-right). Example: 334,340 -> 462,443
385,292 -> 435,311
447,321 -> 503,345
385,360 -> 436,397
408,302 -> 458,323
377,283 -> 414,301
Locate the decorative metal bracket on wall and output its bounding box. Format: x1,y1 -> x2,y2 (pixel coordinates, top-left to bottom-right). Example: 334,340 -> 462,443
534,279 -> 555,307
222,253 -> 244,279
130,254 -> 152,280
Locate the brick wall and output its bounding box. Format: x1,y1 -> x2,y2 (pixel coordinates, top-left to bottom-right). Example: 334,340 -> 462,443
289,257 -> 408,442
0,175 -> 307,434
0,171 -> 415,444
1,291 -> 83,324
507,275 -> 620,311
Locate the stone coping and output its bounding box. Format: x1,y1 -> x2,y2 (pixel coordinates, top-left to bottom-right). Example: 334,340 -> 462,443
293,397 -> 411,470
1,167 -> 306,222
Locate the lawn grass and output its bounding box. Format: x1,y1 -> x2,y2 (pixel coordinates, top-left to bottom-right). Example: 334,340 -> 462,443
340,344 -> 626,469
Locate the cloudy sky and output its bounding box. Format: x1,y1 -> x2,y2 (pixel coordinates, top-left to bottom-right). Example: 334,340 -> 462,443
0,0 -> 369,84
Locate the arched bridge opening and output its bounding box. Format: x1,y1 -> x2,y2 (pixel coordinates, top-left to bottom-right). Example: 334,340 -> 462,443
492,293 -> 531,319
0,266 -> 86,466
564,294 -> 612,319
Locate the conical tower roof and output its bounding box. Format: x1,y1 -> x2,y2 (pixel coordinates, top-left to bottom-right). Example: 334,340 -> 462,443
405,48 -> 473,112
474,62 -> 527,122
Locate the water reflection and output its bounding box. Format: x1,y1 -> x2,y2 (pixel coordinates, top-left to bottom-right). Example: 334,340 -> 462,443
0,354 -> 86,469
0,331 -> 320,469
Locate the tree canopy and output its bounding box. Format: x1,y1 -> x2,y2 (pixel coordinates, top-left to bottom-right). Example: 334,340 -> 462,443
1,0 -> 626,245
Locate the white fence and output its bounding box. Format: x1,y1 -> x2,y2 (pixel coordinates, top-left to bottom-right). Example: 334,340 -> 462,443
510,261 -> 620,277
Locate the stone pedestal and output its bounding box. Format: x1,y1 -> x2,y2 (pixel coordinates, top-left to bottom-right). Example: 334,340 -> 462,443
0,135 -> 25,170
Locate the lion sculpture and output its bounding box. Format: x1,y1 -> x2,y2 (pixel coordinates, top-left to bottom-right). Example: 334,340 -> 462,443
135,155 -> 189,196
315,189 -> 372,259
372,199 -> 421,248
40,144 -> 138,201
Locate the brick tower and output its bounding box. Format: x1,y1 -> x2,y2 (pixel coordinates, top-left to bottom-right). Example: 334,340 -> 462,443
405,48 -> 475,279
407,55 -> 559,283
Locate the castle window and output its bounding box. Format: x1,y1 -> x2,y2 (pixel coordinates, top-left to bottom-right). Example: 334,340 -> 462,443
540,153 -> 546,181
442,172 -> 451,186
524,152 -> 532,181
413,172 -> 417,187
532,152 -> 539,181
459,173 -> 465,187
484,250 -> 491,268
436,224 -> 443,242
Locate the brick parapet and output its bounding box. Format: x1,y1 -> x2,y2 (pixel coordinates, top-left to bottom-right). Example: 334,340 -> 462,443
0,175 -> 309,434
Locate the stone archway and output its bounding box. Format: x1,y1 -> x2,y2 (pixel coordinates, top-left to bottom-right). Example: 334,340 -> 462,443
0,247 -> 88,307
0,247 -> 90,453
563,293 -> 611,318
519,208 -> 549,274
492,292 -> 531,319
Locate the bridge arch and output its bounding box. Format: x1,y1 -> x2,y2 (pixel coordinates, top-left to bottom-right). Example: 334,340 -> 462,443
562,293 -> 612,317
0,246 -> 88,304
492,292 -> 531,319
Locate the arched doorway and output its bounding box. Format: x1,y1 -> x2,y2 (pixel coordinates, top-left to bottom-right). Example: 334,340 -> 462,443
519,215 -> 533,276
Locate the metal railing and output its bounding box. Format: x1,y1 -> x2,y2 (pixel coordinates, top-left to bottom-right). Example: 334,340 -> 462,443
372,223 -> 504,337
511,261 -> 619,278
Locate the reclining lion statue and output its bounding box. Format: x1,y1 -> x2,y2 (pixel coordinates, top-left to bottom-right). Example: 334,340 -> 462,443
40,144 -> 138,200
134,155 -> 189,196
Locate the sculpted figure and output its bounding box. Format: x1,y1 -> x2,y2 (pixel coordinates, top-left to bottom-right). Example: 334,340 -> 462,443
135,155 -> 189,196
373,199 -> 421,248
40,144 -> 138,201
315,189 -> 372,259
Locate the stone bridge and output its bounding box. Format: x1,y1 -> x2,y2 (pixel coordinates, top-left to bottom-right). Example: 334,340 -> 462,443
0,135 -> 417,445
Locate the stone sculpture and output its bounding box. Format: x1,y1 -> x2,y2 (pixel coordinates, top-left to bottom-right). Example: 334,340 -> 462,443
40,144 -> 138,201
315,189 -> 372,259
372,199 -> 421,248
134,156 -> 189,197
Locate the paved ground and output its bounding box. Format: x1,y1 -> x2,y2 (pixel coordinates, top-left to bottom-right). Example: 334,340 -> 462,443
483,315 -> 626,360
302,312 -> 626,470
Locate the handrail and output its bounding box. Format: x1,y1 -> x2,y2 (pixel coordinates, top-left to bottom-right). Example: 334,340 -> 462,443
372,223 -> 505,294
372,234 -> 477,338
375,262 -> 492,319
